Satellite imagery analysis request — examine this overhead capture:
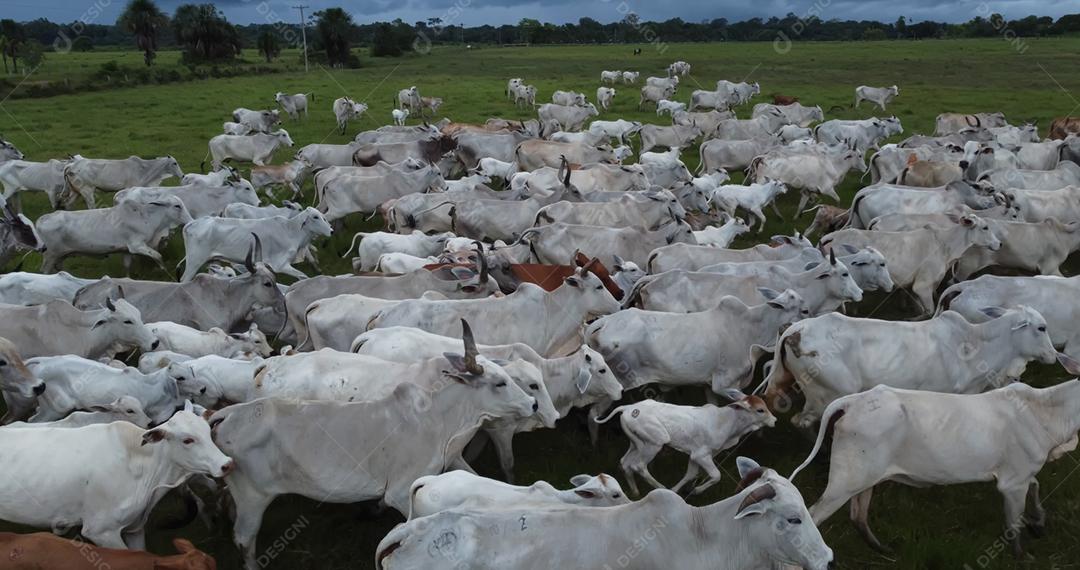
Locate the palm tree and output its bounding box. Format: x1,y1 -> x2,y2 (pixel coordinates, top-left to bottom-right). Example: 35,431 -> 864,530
0,36 -> 8,74
0,20 -> 25,74
117,0 -> 168,66
173,4 -> 239,61
314,8 -> 353,67
257,30 -> 280,63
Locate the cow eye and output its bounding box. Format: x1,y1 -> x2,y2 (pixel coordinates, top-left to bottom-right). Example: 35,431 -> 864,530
0,360 -> 6,367
787,517 -> 802,525
598,368 -> 607,374
842,273 -> 849,278
495,381 -> 507,388
1038,325 -> 1047,332
263,282 -> 273,288
757,409 -> 765,414
182,438 -> 195,445
595,285 -> 604,290
126,409 -> 135,413
612,493 -> 621,498
123,320 -> 134,325
529,383 -> 539,390
585,354 -> 592,363
176,376 -> 186,382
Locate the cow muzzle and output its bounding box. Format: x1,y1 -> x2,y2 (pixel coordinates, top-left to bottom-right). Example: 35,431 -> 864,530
32,382 -> 46,396
218,460 -> 236,477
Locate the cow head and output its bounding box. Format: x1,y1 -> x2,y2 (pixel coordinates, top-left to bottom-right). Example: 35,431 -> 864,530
664,221 -> 697,245
1,204 -> 44,253
830,245 -> 893,292
229,323 -> 272,358
0,337 -> 45,401
567,473 -> 630,505
0,138 -> 23,162
979,306 -> 1059,372
163,156 -> 184,179
142,402 -> 235,478
297,207 -> 333,238
560,261 -> 622,318
273,129 -> 295,147
757,287 -> 810,324
499,359 -> 558,428
147,196 -> 194,228
92,297 -> 158,353
89,395 -> 153,428
441,319 -> 537,420
732,457 -> 834,570
810,250 -> 863,306
646,188 -> 688,222
947,213 -> 1001,251
567,344 -> 622,401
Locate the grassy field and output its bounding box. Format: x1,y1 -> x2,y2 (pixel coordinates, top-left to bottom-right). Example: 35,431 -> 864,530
2,38 -> 1080,569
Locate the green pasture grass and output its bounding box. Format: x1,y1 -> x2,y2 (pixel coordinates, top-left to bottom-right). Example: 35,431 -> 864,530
1,38 -> 1080,569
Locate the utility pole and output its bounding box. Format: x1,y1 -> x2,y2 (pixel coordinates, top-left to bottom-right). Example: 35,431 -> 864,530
294,5 -> 309,72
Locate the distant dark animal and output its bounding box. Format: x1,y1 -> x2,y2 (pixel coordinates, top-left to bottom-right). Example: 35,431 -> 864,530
772,94 -> 800,105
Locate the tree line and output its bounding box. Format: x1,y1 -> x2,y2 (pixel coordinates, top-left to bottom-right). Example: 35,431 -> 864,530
2,0 -> 1079,73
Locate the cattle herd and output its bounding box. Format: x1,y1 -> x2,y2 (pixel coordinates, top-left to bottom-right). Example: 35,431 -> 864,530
0,55 -> 1079,569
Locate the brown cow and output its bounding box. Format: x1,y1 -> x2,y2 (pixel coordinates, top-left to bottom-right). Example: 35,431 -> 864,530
511,253 -> 623,298
772,94 -> 800,105
0,533 -> 216,570
803,205 -> 849,237
1049,116 -> 1080,140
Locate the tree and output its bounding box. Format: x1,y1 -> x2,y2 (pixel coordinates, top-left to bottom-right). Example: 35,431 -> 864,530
861,27 -> 887,41
0,20 -> 25,74
896,16 -> 907,38
173,4 -> 241,62
371,22 -> 400,57
257,30 -> 280,62
314,8 -> 353,67
72,36 -> 94,51
117,0 -> 168,66
19,40 -> 44,72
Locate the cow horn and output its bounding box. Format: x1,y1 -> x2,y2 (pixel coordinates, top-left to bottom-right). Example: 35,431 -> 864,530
472,241 -> 489,284
105,297 -> 116,312
570,248 -> 581,268
582,257 -> 600,276
116,285 -> 126,299
736,483 -> 777,516
460,318 -> 483,375
829,248 -> 837,265
563,164 -> 572,188
243,239 -> 256,273
252,233 -> 264,262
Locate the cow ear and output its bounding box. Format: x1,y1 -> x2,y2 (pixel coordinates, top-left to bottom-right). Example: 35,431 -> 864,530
574,489 -> 598,499
803,261 -> 821,271
574,366 -> 591,394
569,474 -> 591,487
736,456 -> 762,479
720,388 -> 746,402
141,428 -> 168,446
840,244 -> 858,255
980,306 -> 1007,319
757,287 -> 780,302
442,353 -> 475,383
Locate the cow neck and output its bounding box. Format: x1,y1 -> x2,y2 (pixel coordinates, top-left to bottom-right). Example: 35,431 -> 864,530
426,382 -> 494,469
536,352 -> 582,414
792,268 -> 835,316
537,285 -> 590,355
743,304 -> 787,347
692,487 -> 782,568
932,225 -> 979,263
1031,381 -> 1080,447
128,430 -> 196,513
964,317 -> 1034,390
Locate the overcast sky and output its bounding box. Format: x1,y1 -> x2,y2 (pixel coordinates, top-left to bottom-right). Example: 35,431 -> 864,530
9,0 -> 1080,27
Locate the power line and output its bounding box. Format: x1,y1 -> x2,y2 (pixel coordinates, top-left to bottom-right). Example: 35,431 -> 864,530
293,5 -> 309,73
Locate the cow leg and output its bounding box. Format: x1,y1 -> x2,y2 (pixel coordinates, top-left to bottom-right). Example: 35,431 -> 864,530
1024,479 -> 1047,536
689,452 -> 723,495
751,207 -> 767,231
80,525 -> 126,549
122,527 -> 146,550
127,243 -> 170,278
670,461 -> 701,494
40,250 -> 62,274
587,402 -> 612,447
849,487 -> 891,554
796,192 -> 812,217
462,429 -> 490,463
488,428 -> 517,483
228,474 -> 274,570
703,388 -> 718,405
1000,483 -> 1030,558
278,264 -> 309,280
910,277 -> 937,317
768,200 -> 784,221
618,445 -> 642,497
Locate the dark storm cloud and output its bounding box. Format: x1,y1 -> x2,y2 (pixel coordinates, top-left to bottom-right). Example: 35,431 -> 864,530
10,0 -> 1080,27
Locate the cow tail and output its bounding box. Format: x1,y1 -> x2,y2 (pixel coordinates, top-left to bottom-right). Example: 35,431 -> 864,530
448,205 -> 457,233
846,192 -> 868,229
789,401 -> 846,481
935,283 -> 964,317
60,165 -> 78,207
592,405 -> 630,424
896,167 -> 910,186
296,301 -> 323,350
746,155 -> 764,181
696,143 -> 706,175
340,232 -> 367,258
761,329 -> 797,411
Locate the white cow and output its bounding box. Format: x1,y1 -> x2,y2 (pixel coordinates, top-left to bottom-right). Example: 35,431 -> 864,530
180,208 -> 332,281
163,355 -> 262,408
792,380 -> 1080,556
274,92 -> 311,119
0,271 -> 95,306
392,108 -> 410,126
0,298 -> 157,360
206,130 -> 294,171
587,119 -> 644,145
376,457 -> 834,570
854,85 -> 899,110
0,405 -> 231,549
37,196 -> 193,274
621,71 -> 640,83
26,355 -> 184,425
596,395 -> 776,496
231,108 -> 281,133
710,180 -> 789,230
346,230 -> 453,272
601,70 -> 622,84
588,288 -> 807,393
332,97 -> 368,134
953,218 -> 1080,280
4,395 -> 151,429
596,86 -> 616,111
223,121 -> 252,136
0,159 -> 69,208
370,266 -> 621,357
656,99 -> 686,116
552,90 -> 587,107
763,306 -> 1061,428
409,470 -> 629,519
147,321 -> 270,359
62,156 -> 183,209
397,86 -> 421,111
821,213 -> 1002,313
692,216 -> 749,247
211,332 -> 536,569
